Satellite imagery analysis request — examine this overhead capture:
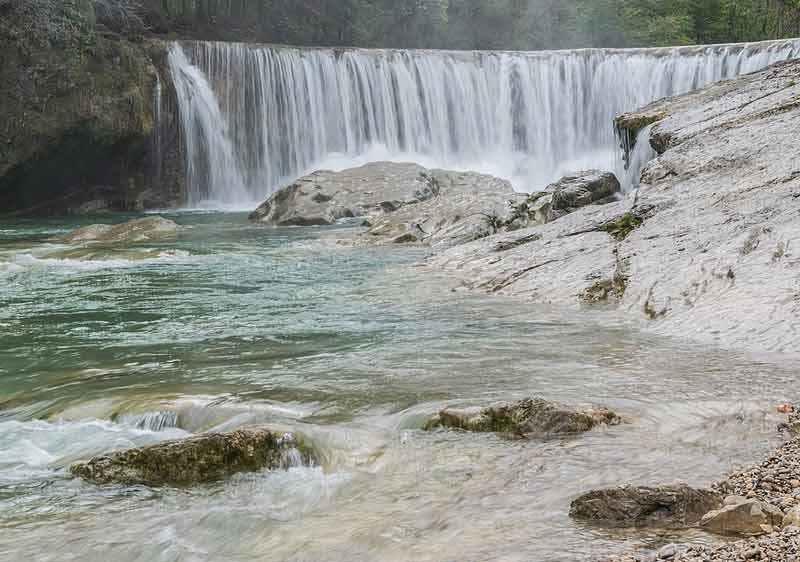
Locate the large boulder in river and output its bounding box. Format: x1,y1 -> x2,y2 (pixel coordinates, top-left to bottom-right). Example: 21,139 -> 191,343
424,398 -> 621,437
249,163 -> 441,226
570,485 -> 722,528
54,217 -> 179,244
70,428 -> 308,486
250,162 -> 525,249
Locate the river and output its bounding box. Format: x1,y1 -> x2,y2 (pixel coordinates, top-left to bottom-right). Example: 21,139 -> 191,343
1,213 -> 797,561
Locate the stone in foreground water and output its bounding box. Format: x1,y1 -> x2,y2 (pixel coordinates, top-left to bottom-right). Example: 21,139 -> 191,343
570,484 -> 722,528
424,397 -> 621,437
55,217 -> 179,245
70,428 -> 308,486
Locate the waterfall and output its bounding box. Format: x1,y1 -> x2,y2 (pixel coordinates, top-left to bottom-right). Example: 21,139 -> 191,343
167,39 -> 800,206
150,72 -> 163,186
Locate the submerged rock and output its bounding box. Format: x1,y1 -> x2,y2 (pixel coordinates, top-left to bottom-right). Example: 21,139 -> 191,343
424,398 -> 621,437
55,217 -> 179,244
70,427 -> 307,486
570,484 -> 722,528
700,496 -> 784,536
250,161 -> 524,248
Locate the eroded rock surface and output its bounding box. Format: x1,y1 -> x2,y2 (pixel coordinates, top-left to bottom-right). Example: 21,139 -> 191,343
570,485 -> 722,528
55,217 -> 179,244
424,398 -> 621,437
70,427 -> 306,486
429,59 -> 800,353
250,162 -> 524,248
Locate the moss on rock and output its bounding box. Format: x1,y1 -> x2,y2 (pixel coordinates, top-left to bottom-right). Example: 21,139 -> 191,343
70,427 -> 311,486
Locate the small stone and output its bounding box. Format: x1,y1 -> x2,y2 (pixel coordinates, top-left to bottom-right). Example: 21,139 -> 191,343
700,498 -> 784,536
657,544 -> 677,559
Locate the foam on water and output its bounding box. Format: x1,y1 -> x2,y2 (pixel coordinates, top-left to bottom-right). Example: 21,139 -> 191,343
0,418 -> 187,482
7,249 -> 194,273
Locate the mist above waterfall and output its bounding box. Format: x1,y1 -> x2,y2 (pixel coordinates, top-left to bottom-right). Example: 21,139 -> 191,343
168,39 -> 800,207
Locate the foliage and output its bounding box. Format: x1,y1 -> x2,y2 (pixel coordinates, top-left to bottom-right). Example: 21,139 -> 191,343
341,0 -> 800,49
94,0 -> 147,36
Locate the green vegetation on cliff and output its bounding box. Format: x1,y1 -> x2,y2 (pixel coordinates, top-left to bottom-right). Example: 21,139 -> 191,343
0,0 -> 180,215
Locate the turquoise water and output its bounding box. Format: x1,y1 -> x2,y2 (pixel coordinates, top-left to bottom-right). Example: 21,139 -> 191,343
0,213 -> 797,561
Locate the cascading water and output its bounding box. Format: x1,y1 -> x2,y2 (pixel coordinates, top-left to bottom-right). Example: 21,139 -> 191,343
167,39 -> 800,206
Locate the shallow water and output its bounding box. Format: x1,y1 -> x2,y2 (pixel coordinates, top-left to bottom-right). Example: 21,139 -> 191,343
1,213 -> 798,562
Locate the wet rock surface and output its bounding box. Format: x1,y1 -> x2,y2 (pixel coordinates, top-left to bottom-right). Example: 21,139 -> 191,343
54,217 -> 179,245
70,427 -> 306,486
429,59 -> 800,353
250,162 -> 524,248
570,485 -> 722,528
424,398 -> 621,437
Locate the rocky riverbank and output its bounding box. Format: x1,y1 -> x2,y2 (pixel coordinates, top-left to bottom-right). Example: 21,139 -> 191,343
597,420 -> 800,561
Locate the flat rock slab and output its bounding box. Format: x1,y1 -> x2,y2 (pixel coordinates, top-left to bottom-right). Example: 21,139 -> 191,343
700,496 -> 784,536
55,217 -> 179,244
424,397 -> 621,437
570,484 -> 722,528
70,427 -> 308,487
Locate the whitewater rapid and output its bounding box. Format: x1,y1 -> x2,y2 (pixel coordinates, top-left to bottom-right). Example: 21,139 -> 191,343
166,39 -> 800,206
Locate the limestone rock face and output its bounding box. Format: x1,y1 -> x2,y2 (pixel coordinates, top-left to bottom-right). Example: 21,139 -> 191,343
70,428 -> 307,487
250,162 -> 525,249
429,59 -> 800,353
700,497 -> 785,536
55,217 -> 179,245
569,485 -> 722,528
424,398 -> 621,437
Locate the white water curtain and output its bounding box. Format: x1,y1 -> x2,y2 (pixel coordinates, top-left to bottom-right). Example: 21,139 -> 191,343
167,40 -> 800,206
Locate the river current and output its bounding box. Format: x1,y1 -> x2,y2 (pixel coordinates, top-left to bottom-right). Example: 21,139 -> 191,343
1,213 -> 798,561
